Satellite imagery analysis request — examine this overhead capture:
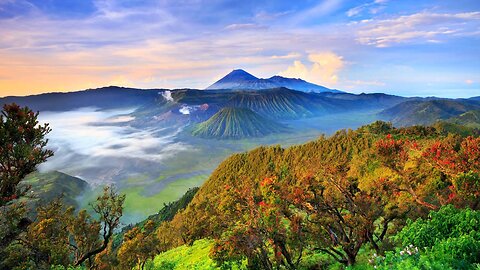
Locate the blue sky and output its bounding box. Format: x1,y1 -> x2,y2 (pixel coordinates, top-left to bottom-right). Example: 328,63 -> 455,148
0,0 -> 479,97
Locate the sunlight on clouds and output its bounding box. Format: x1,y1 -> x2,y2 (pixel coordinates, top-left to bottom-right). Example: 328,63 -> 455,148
355,12 -> 480,47
280,52 -> 344,87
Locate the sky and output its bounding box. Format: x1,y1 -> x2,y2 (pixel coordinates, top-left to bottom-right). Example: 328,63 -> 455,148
0,0 -> 479,98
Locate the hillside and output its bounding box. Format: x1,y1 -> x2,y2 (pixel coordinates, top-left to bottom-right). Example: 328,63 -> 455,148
206,69 -> 340,93
225,88 -> 346,119
151,122 -> 480,269
380,99 -> 480,126
444,110 -> 480,128
21,171 -> 88,211
192,107 -> 287,139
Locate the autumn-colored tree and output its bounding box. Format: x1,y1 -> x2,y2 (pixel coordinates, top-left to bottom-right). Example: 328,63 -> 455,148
422,136 -> 480,209
2,186 -> 125,269
289,160 -> 387,266
376,134 -> 440,210
0,104 -> 53,268
118,220 -> 160,270
211,176 -> 306,270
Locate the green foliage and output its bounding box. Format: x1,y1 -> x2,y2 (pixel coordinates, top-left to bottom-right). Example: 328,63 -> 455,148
152,239 -> 244,270
127,187 -> 199,231
378,206 -> 480,269
397,205 -> 480,248
21,171 -> 88,214
0,103 -> 53,206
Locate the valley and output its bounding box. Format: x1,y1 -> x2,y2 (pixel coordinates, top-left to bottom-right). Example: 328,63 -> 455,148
3,70 -> 479,224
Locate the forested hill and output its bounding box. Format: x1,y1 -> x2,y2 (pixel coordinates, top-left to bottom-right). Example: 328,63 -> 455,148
147,121 -> 480,269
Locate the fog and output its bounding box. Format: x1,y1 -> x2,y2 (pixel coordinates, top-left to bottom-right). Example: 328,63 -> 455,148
38,108 -> 193,186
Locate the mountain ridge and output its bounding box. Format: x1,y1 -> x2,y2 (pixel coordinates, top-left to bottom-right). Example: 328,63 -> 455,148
206,69 -> 342,93
192,107 -> 287,139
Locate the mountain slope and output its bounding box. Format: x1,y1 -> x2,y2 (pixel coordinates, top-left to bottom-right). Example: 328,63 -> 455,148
0,86 -> 161,111
206,69 -> 277,90
225,88 -> 345,119
445,110 -> 480,128
206,69 -> 340,93
192,107 -> 287,139
380,99 -> 480,126
267,75 -> 336,93
21,171 -> 88,211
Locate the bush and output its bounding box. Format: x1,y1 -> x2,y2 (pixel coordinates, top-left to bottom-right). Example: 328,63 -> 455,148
397,205 -> 480,248
373,206 -> 480,269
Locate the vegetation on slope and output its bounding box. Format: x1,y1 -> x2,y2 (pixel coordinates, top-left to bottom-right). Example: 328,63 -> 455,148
158,121 -> 480,269
445,110 -> 480,128
192,107 -> 287,139
21,171 -> 88,211
380,99 -> 480,126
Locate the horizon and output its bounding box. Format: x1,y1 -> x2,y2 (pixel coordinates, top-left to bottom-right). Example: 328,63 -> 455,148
1,0 -> 479,98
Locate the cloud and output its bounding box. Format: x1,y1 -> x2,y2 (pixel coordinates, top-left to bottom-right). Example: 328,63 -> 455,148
465,79 -> 474,84
38,108 -> 193,184
346,0 -> 388,17
279,52 -> 344,87
270,52 -> 301,59
289,0 -> 344,25
355,11 -> 480,47
348,80 -> 386,87
225,23 -> 267,31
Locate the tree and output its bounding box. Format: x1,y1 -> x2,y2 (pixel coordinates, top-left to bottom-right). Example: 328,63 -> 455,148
421,136 -> 480,209
376,134 -> 439,210
211,176 -> 306,270
2,186 -> 125,269
118,220 -> 160,270
74,186 -> 125,267
0,103 -> 53,206
290,161 -> 387,266
0,103 -> 53,266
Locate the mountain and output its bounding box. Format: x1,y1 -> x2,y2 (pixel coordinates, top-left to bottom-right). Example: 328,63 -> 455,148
133,87 -> 410,130
318,92 -> 407,108
192,107 -> 287,139
445,110 -> 480,128
21,171 -> 88,213
206,69 -> 277,90
225,88 -> 345,119
380,99 -> 480,126
206,69 -> 342,93
0,86 -> 161,111
267,75 -> 335,93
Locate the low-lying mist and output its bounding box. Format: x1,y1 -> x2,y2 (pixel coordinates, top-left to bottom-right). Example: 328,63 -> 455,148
38,108 -> 193,186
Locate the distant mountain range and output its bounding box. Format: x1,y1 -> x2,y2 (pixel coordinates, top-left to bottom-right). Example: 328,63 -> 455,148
206,69 -> 342,93
380,99 -> 480,126
2,69 -> 480,140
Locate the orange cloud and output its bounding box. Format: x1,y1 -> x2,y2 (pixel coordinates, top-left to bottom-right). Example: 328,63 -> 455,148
279,52 -> 344,87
